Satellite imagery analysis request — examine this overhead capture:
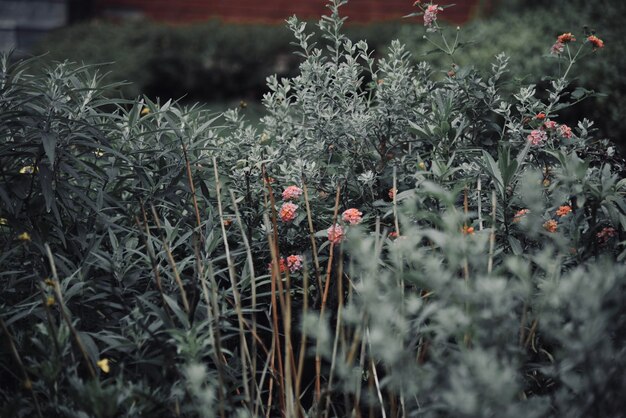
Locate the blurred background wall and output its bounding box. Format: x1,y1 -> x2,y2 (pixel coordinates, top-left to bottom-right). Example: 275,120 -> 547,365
1,0 -> 484,54
92,0 -> 481,23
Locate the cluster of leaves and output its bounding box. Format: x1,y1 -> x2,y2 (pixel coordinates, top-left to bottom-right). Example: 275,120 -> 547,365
1,1 -> 625,417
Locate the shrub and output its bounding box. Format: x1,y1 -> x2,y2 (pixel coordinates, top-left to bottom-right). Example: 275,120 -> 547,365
1,1 -> 625,417
398,0 -> 626,154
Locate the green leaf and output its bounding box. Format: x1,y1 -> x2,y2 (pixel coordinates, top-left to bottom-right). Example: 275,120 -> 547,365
41,132 -> 57,167
508,236 -> 523,255
482,150 -> 504,197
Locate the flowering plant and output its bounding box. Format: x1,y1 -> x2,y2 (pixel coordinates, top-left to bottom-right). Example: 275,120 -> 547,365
0,1 -> 624,417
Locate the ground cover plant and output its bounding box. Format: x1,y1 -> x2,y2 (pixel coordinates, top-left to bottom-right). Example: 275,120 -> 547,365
1,1 -> 625,417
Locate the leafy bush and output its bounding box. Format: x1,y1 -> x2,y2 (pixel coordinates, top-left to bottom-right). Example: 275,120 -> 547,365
1,1 -> 625,417
399,0 -> 626,153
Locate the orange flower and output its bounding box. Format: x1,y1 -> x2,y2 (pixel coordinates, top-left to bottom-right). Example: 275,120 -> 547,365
342,208 -> 363,225
279,202 -> 298,223
535,112 -> 546,120
543,220 -> 558,233
555,205 -> 572,217
587,35 -> 604,49
557,33 -> 576,43
268,257 -> 288,273
513,209 -> 530,223
462,225 -> 475,235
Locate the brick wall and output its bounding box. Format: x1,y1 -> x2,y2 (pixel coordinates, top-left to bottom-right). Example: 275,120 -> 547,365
95,0 -> 484,24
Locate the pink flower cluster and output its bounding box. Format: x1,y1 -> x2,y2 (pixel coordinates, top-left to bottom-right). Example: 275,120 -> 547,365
342,208 -> 363,225
268,255 -> 304,273
544,120 -> 573,139
550,42 -> 565,55
528,121 -> 573,145
324,208 -> 366,245
558,124 -> 573,139
527,129 -> 547,146
286,255 -> 304,273
282,185 -> 303,201
543,121 -> 557,130
587,35 -> 604,49
550,32 -> 576,55
423,4 -> 441,27
327,224 -> 345,245
279,202 -> 298,222
597,227 -> 616,243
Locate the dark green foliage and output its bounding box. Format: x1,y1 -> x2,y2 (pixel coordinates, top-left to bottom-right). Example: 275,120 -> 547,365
1,1 -> 626,416
33,19 -> 406,104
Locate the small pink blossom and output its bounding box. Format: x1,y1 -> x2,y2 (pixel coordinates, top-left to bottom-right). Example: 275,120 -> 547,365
597,227 -> 616,243
544,120 -> 557,130
527,129 -> 547,146
424,4 -> 441,27
327,224 -> 345,245
551,42 -> 565,55
286,255 -> 304,273
556,205 -> 572,217
279,202 -> 298,223
513,208 -> 530,223
282,185 -> 303,201
558,124 -> 573,139
557,33 -> 576,44
388,188 -> 397,200
342,208 -> 363,225
587,35 -> 604,49
543,219 -> 558,233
